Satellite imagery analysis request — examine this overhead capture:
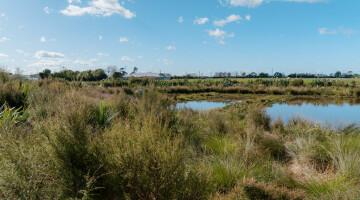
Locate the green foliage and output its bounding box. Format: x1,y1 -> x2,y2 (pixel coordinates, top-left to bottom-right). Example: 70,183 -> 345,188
39,69 -> 51,79
290,79 -> 304,87
2,79 -> 360,199
0,104 -> 29,127
92,101 -> 117,128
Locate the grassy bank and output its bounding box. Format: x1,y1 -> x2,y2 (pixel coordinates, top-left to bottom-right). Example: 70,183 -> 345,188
1,79 -> 360,199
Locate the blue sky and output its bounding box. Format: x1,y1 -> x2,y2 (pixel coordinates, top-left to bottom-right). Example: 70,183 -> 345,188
0,0 -> 359,75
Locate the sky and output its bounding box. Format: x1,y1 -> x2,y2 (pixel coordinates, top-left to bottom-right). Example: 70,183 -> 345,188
0,0 -> 360,75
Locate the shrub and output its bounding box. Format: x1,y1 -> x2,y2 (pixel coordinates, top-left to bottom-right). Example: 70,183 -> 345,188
290,79 -> 304,87
0,104 -> 29,127
101,117 -> 210,199
92,101 -> 117,129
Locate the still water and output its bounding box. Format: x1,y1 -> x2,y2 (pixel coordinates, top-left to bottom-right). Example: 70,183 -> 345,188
266,103 -> 360,127
176,101 -> 240,111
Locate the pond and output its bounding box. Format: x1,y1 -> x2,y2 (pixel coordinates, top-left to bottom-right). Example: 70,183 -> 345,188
176,101 -> 241,111
266,102 -> 360,128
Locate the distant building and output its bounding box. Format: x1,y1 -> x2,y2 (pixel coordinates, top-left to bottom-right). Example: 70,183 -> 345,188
124,72 -> 171,80
10,74 -> 39,81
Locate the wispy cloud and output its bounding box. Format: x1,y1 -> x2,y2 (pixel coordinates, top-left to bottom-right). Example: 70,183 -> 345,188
0,37 -> 10,42
34,50 -> 65,59
166,45 -> 176,50
121,55 -> 134,62
214,14 -> 242,27
221,0 -> 326,8
318,27 -> 358,36
178,16 -> 184,23
40,36 -> 47,42
194,17 -> 209,25
119,37 -> 129,43
97,52 -> 109,56
44,7 -> 51,14
207,28 -> 234,44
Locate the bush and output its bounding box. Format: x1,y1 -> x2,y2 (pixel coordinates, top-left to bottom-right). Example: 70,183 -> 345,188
290,79 -> 304,87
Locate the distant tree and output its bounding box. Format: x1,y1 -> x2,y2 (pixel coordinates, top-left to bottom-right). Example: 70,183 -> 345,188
247,72 -> 258,78
258,72 -> 269,78
15,67 -> 23,76
241,72 -> 246,78
334,71 -> 342,78
107,66 -> 118,77
131,67 -> 138,75
93,69 -> 108,80
52,70 -> 79,81
273,72 -> 283,78
112,68 -> 128,79
0,66 -> 10,82
39,69 -> 51,79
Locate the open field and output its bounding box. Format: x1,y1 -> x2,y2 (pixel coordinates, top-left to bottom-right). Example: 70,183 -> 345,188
1,76 -> 360,199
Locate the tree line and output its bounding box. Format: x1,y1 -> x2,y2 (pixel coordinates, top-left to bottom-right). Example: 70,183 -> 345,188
38,66 -> 139,81
33,68 -> 360,81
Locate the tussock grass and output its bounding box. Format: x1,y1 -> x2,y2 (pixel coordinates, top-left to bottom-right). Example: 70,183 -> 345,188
1,79 -> 360,199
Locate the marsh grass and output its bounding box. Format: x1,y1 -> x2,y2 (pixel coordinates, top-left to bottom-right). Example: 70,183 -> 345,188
1,79 -> 360,199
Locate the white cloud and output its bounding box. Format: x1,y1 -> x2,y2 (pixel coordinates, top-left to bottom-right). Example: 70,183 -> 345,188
245,15 -> 251,21
214,14 -> 242,27
339,27 -> 359,36
34,50 -> 65,59
0,53 -> 8,57
166,45 -> 176,50
121,55 -> 134,62
119,37 -> 129,42
194,17 -> 209,25
208,28 -> 234,38
99,35 -> 103,40
40,36 -> 47,42
44,7 -> 51,14
61,0 -> 136,19
221,0 -> 325,7
137,55 -> 143,59
68,0 -> 82,3
318,27 -> 359,36
207,28 -> 234,44
178,16 -> 184,23
318,27 -> 337,35
0,37 -> 10,42
0,13 -> 7,20
73,59 -> 96,66
97,52 -> 109,56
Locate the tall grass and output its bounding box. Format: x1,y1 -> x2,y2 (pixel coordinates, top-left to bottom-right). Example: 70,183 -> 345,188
1,79 -> 360,199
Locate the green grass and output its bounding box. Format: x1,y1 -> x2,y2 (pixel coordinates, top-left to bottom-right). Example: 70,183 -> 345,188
1,78 -> 360,199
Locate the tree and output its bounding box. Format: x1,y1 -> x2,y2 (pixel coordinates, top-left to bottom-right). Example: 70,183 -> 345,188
112,68 -> 128,79
93,69 -> 108,80
247,72 -> 257,78
258,72 -> 269,78
39,69 -> 51,79
334,71 -> 342,78
107,66 -> 118,77
15,67 -> 23,76
131,67 -> 138,75
273,72 -> 283,78
241,72 -> 246,78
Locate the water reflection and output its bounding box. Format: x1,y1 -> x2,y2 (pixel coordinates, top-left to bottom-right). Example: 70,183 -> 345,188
176,101 -> 241,111
266,102 -> 360,127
